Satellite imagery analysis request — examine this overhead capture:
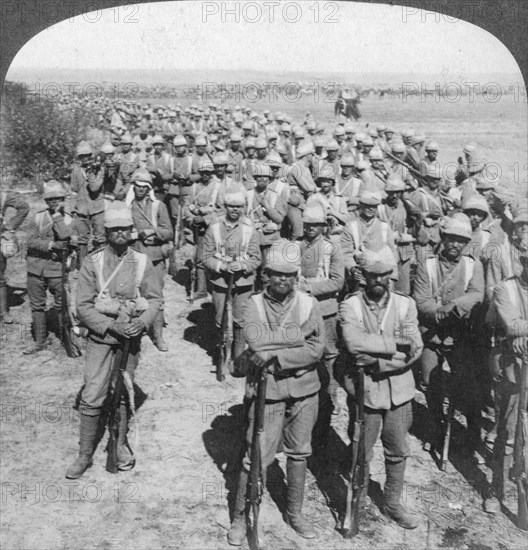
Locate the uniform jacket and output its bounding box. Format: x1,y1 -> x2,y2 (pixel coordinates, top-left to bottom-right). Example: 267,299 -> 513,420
1,191 -> 30,231
341,216 -> 396,270
335,175 -> 362,210
340,290 -> 423,409
184,180 -> 224,229
377,201 -> 415,262
71,165 -> 104,216
413,249 -> 484,337
288,162 -> 316,200
246,186 -> 288,246
300,235 -> 344,316
203,215 -> 261,288
26,208 -> 74,277
146,152 -> 174,194
76,245 -> 162,344
116,151 -> 140,185
243,289 -> 325,400
130,198 -> 173,262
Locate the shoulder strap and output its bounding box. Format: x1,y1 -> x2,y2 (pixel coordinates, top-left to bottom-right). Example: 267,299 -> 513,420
94,250 -> 127,298
380,221 -> 389,243
246,190 -> 255,216
151,199 -> 160,229
426,257 -> 438,296
348,220 -> 361,250
252,293 -> 268,323
347,294 -> 364,325
296,292 -> 314,326
505,278 -> 519,306
133,250 -> 148,296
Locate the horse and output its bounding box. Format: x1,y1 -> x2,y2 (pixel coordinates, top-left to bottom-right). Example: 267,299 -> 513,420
334,97 -> 361,121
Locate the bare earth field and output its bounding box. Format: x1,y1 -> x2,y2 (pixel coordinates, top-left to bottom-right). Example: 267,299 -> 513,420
1,94 -> 527,550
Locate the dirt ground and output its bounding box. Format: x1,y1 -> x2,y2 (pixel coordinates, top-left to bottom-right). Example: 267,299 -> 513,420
1,94 -> 528,550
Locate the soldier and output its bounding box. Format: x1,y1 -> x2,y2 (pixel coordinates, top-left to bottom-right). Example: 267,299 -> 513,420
185,160 -> 224,299
203,192 -> 261,365
419,141 -> 440,176
191,135 -> 212,173
66,202 -> 162,479
254,138 -> 269,163
146,134 -> 174,201
132,122 -> 153,163
287,141 -> 317,240
24,181 -> 74,354
341,191 -> 397,292
297,204 -> 344,435
0,188 -> 29,323
335,154 -> 363,215
71,141 -> 106,266
377,175 -> 415,295
388,141 -> 416,191
115,133 -> 140,194
405,135 -> 425,171
227,238 -> 325,545
339,246 -> 423,529
305,166 -> 349,241
483,233 -> 528,513
413,214 -> 484,458
367,147 -> 390,192
129,169 -> 173,351
99,142 -> 127,203
315,139 -> 340,181
463,194 -> 492,262
228,132 -> 244,182
245,164 -> 287,263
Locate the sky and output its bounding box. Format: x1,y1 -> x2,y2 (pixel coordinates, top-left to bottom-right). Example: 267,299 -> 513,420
6,1 -> 522,76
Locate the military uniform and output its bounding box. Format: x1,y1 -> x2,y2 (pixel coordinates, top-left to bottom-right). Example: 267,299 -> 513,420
339,246 -> 423,529
25,199 -> 74,352
413,237 -> 485,452
287,157 -> 317,239
0,191 -> 29,322
203,212 -> 262,359
146,150 -> 174,201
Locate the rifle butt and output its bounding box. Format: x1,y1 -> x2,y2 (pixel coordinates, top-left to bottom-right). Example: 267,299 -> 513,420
518,481 -> 528,530
105,433 -> 119,474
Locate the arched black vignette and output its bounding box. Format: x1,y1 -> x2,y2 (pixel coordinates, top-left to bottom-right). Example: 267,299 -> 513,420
0,0 -> 527,90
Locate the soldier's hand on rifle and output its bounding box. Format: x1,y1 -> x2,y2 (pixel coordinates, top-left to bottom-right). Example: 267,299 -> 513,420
193,216 -> 205,225
110,321 -> 129,339
229,261 -> 245,272
251,351 -> 274,372
512,336 -> 528,356
125,319 -> 146,338
138,228 -> 156,240
436,302 -> 456,323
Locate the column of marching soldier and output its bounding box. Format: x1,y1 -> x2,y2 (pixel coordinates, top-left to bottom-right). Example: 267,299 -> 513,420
1,99 -> 527,543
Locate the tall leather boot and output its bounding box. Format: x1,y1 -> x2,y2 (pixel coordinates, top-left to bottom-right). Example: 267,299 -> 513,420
382,459 -> 419,529
65,411 -> 100,479
23,311 -> 47,354
285,458 -> 316,539
227,469 -> 249,546
151,311 -> 168,352
117,404 -> 135,471
0,285 -> 13,324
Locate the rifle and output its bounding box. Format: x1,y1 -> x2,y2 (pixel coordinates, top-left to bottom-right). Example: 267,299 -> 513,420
385,150 -> 426,183
440,367 -> 455,472
217,272 -> 235,382
106,338 -> 131,474
60,248 -> 81,358
513,356 -> 528,530
185,258 -> 196,304
246,358 -> 270,549
342,359 -> 366,538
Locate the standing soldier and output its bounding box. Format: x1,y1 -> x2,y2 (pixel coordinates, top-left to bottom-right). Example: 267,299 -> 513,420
203,192 -> 261,365
129,169 -> 173,351
315,139 -> 341,181
413,214 -> 485,458
146,135 -> 173,201
185,160 -> 224,299
66,202 -> 162,479
115,133 -> 140,196
191,135 -> 212,173
341,191 -> 397,292
483,239 -> 528,513
227,239 -> 325,545
71,141 -> 106,267
228,132 -> 244,182
335,154 -> 363,216
24,181 -> 74,354
368,147 -> 390,193
388,142 -> 416,191
0,189 -> 29,323
297,204 -> 344,445
339,246 -> 423,528
419,141 -> 440,176
405,135 -> 425,171
287,142 -> 317,240
377,175 -> 415,295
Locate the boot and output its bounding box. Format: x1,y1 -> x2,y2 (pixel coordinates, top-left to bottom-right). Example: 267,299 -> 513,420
117,404 -> 135,471
77,244 -> 88,270
0,286 -> 13,323
151,311 -> 168,352
382,459 -> 419,529
194,268 -> 208,300
285,458 -> 316,539
23,311 -> 47,354
65,411 -> 100,479
484,454 -> 512,514
227,469 -> 249,546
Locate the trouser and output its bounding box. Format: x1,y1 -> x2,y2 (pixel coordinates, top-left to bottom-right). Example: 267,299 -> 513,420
167,193 -> 190,228
347,397 -> 412,465
27,273 -> 62,312
73,212 -> 106,247
79,337 -> 140,413
242,393 -> 319,471
194,233 -> 208,293
420,341 -> 482,448
212,285 -> 253,329
286,205 -> 303,240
